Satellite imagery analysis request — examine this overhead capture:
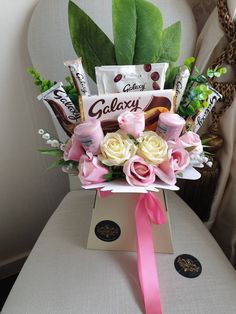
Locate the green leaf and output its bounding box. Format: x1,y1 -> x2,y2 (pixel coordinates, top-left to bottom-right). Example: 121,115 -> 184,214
133,0 -> 163,64
184,57 -> 195,68
164,63 -> 179,88
37,149 -> 63,157
27,68 -> 54,92
46,159 -> 78,170
68,0 -> 116,82
220,67 -> 227,74
113,0 -> 136,64
47,159 -> 65,170
185,145 -> 197,153
103,172 -> 113,181
202,100 -> 208,108
159,21 -> 181,62
201,136 -> 217,145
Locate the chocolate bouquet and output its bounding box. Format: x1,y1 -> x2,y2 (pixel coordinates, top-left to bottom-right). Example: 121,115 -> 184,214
34,59 -> 212,190
28,1 -> 226,313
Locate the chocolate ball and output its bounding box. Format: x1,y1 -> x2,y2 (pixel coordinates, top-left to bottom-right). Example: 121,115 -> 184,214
152,82 -> 160,90
151,71 -> 160,81
144,64 -> 152,72
113,74 -> 122,82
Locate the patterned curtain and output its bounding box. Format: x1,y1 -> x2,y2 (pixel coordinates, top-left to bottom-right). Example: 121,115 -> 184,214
187,0 -> 217,32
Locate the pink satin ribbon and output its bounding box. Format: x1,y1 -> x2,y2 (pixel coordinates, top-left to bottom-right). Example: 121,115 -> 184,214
97,189 -> 165,314
135,192 -> 166,314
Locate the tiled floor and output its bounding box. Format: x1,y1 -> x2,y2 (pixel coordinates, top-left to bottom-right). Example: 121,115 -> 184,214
0,274 -> 18,311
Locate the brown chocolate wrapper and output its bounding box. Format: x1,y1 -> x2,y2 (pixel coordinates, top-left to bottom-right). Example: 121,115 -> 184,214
64,58 -> 90,96
192,86 -> 222,133
81,90 -> 174,133
38,82 -> 80,136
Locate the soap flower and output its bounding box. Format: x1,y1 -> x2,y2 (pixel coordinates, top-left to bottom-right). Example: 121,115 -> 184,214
63,135 -> 84,162
137,131 -> 168,165
98,132 -> 137,166
118,111 -> 145,138
177,131 -> 203,155
78,154 -> 109,185
123,156 -> 155,186
170,147 -> 190,172
154,145 -> 190,185
154,156 -> 177,186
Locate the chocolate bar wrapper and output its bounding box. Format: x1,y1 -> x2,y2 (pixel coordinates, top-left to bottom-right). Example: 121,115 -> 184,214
38,82 -> 80,136
174,66 -> 190,111
192,86 -> 222,133
95,63 -> 168,95
64,58 -> 90,96
80,90 -> 175,133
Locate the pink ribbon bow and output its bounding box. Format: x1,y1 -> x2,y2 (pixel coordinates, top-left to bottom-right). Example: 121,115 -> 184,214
135,192 -> 166,314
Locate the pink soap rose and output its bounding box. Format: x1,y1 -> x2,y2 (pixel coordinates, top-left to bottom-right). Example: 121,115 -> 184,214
79,154 -> 109,185
171,147 -> 190,171
118,111 -> 145,138
177,131 -> 203,155
63,135 -> 84,162
123,156 -> 155,186
154,153 -> 176,186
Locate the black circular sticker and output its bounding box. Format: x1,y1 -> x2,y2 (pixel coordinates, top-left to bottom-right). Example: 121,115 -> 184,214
95,220 -> 121,242
174,254 -> 202,278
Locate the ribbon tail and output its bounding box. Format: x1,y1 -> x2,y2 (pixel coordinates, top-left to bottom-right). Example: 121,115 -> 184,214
145,192 -> 166,225
135,193 -> 164,314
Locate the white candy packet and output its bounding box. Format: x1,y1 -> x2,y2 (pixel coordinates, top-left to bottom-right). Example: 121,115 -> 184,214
95,63 -> 168,95
174,65 -> 190,111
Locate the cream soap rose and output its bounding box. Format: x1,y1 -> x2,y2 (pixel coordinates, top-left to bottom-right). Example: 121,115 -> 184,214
99,132 -> 137,166
137,131 -> 168,165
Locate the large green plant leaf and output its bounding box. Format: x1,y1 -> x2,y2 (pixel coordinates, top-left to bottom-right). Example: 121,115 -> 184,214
133,0 -> 163,64
113,0 -> 137,65
164,63 -> 180,88
68,1 -> 116,81
159,21 -> 181,62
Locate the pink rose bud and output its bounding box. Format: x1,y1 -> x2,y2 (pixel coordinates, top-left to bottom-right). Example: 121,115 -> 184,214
171,147 -> 190,171
154,151 -> 177,186
123,155 -> 155,186
177,131 -> 203,155
74,119 -> 104,155
79,154 -> 109,185
63,135 -> 84,162
118,111 -> 145,138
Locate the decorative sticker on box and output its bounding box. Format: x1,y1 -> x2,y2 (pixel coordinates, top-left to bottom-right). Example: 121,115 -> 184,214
95,220 -> 121,242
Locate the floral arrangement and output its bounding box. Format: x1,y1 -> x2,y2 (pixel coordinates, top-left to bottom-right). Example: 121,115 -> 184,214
28,0 -> 226,190
37,110 -> 208,188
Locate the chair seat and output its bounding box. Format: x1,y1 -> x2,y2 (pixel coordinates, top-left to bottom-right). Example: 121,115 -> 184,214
2,190 -> 236,314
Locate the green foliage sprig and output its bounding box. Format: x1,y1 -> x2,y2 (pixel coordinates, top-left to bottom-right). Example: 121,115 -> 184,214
177,58 -> 227,117
27,68 -> 79,108
27,68 -> 54,92
103,166 -> 125,182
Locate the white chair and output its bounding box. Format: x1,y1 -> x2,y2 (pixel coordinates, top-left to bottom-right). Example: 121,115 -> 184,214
2,1 -> 236,313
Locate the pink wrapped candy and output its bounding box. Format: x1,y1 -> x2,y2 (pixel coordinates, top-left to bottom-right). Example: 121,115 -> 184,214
156,112 -> 185,141
74,119 -> 104,155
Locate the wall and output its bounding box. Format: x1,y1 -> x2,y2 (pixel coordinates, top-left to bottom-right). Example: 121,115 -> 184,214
0,0 -> 69,279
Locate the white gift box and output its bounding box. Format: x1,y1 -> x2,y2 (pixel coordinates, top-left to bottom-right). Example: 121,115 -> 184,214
87,190 -> 173,253
84,166 -> 201,253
